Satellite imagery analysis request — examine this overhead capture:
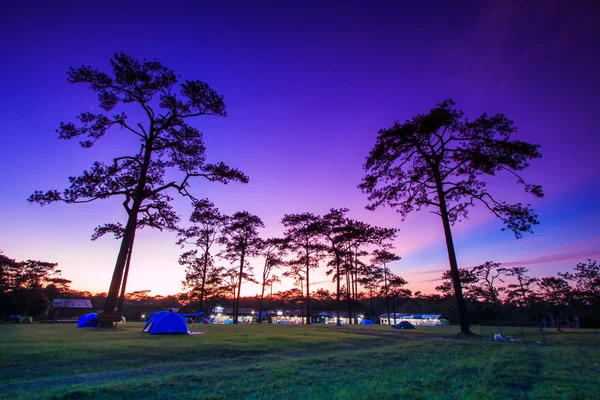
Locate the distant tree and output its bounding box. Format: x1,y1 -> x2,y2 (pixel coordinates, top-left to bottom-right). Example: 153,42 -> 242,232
361,99 -> 543,334
179,253 -> 225,311
435,269 -> 478,300
218,211 -> 263,323
266,274 -> 281,304
343,221 -> 397,323
28,53 -> 248,322
281,213 -> 325,325
319,208 -> 352,326
0,255 -> 67,317
0,252 -> 18,294
504,267 -> 538,307
312,288 -> 334,303
43,276 -> 72,303
559,259 -> 600,306
220,267 -> 240,301
257,238 -> 288,322
277,288 -> 304,306
537,276 -> 572,306
388,273 -> 410,325
371,249 -> 401,325
358,263 -> 383,318
177,200 -> 226,311
202,265 -> 228,305
470,261 -> 506,310
126,289 -> 152,302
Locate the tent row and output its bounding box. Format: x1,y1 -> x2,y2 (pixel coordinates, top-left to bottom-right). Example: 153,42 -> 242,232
77,311 -> 205,334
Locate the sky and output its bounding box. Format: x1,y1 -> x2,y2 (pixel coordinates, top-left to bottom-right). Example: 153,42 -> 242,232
1,0 -> 599,297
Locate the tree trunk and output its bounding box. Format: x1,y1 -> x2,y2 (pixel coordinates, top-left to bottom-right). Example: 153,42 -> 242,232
300,278 -> 304,324
353,248 -> 359,324
369,289 -> 375,319
519,278 -> 529,308
102,210 -> 139,323
102,136 -> 153,325
258,282 -> 266,323
392,293 -> 397,326
234,249 -> 246,324
200,244 -> 210,311
384,265 -> 391,325
336,254 -> 341,326
117,243 -> 134,314
346,269 -> 352,324
306,264 -> 311,325
434,172 -> 473,335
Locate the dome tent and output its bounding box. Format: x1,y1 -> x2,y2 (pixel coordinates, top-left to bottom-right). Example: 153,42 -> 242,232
360,319 -> 374,325
143,311 -> 188,335
77,313 -> 99,328
393,320 -> 415,330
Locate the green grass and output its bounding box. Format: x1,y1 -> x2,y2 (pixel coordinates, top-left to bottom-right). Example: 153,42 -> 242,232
0,323 -> 599,399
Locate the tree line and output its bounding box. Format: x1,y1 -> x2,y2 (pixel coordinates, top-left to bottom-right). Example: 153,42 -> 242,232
432,259 -> 600,326
176,204 -> 405,325
2,248 -> 597,327
0,252 -> 70,318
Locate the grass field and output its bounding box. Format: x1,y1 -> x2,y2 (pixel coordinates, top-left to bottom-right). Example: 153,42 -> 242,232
0,323 -> 599,399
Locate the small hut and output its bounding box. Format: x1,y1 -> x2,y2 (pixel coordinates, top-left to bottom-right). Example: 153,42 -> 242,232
50,299 -> 93,321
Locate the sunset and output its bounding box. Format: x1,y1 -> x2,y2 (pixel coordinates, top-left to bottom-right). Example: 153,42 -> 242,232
1,1 -> 599,398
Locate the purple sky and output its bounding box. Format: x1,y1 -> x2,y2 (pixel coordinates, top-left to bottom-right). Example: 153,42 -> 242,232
1,1 -> 599,296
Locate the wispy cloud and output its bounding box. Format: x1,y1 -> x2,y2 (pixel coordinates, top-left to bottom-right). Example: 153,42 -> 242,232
408,242 -> 599,284
500,249 -> 600,268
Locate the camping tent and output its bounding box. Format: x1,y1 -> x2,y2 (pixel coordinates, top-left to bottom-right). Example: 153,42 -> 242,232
143,311 -> 188,334
360,319 -> 374,325
77,313 -> 99,328
393,321 -> 415,330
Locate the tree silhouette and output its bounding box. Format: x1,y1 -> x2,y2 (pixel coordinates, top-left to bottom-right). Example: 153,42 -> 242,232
319,208 -> 352,326
435,269 -> 478,300
281,213 -> 325,325
559,259 -> 600,306
28,53 -> 248,322
470,261 -> 506,311
343,221 -> 397,323
387,273 -> 410,325
357,263 -> 383,318
371,249 -> 401,325
177,199 -> 226,311
360,99 -> 543,334
505,267 -> 538,307
257,237 -> 288,322
537,276 -> 572,306
218,211 -> 263,323
0,253 -> 67,317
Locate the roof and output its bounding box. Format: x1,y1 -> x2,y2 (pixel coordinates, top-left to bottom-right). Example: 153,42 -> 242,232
52,299 -> 93,309
220,308 -> 256,315
379,313 -> 408,318
315,311 -> 333,317
379,313 -> 443,319
317,311 -> 351,318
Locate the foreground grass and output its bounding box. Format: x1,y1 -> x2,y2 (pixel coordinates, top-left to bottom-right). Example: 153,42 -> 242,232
0,323 -> 598,399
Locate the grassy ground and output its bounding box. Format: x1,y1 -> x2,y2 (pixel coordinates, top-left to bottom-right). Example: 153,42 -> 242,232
0,323 -> 598,399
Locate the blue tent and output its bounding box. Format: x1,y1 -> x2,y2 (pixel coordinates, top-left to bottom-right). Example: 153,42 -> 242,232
143,311 -> 188,335
360,319 -> 374,325
77,313 -> 98,328
393,321 -> 415,330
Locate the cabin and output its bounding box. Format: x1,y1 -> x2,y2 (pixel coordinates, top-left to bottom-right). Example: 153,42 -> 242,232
49,299 -> 93,320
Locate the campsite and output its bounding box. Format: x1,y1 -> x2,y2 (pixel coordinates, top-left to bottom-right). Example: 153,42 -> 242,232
2,1 -> 600,399
1,322 -> 599,399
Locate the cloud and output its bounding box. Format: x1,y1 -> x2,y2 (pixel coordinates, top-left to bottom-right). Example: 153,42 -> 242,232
407,243 -> 599,284
499,249 -> 600,269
